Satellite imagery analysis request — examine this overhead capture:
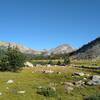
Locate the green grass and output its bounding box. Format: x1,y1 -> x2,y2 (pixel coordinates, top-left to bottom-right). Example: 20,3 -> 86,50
71,60 -> 100,66
0,66 -> 99,100
32,59 -> 100,67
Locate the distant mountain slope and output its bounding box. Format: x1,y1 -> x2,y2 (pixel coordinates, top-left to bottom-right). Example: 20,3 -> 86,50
0,41 -> 41,55
49,44 -> 75,55
1,37 -> 99,60
70,37 -> 100,59
0,42 -> 75,56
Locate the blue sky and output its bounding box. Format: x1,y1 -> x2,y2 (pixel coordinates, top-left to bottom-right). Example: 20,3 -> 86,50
0,0 -> 99,50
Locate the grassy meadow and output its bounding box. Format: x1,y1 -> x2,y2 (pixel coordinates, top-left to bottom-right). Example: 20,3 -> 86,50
0,63 -> 99,100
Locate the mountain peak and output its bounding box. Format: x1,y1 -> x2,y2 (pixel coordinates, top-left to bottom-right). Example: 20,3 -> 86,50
49,44 -> 75,55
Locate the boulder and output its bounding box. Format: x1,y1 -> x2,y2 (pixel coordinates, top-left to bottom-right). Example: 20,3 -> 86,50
54,65 -> 57,67
24,62 -> 33,67
36,64 -> 42,67
47,64 -> 51,67
65,85 -> 74,93
6,87 -> 9,90
7,80 -> 14,84
64,82 -> 74,93
74,80 -> 85,87
57,72 -> 61,74
74,72 -> 85,76
42,70 -> 54,74
64,82 -> 74,87
51,87 -> 56,91
49,82 -> 57,87
0,92 -> 2,96
83,78 -> 87,81
17,91 -> 26,94
87,75 -> 100,85
86,74 -> 90,77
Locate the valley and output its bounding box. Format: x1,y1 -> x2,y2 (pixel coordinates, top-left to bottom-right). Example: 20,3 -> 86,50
0,37 -> 99,100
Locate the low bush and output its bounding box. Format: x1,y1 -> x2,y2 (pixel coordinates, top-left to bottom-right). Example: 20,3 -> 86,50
48,60 -> 53,65
63,56 -> 70,65
57,61 -> 61,65
84,94 -> 100,100
37,86 -> 56,97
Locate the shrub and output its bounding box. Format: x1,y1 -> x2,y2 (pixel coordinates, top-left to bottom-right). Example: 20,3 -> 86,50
48,60 -> 53,65
84,94 -> 100,100
57,61 -> 61,65
63,56 -> 70,65
37,86 -> 56,97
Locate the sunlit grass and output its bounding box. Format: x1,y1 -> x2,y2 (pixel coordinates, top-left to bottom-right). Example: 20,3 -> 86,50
0,66 -> 99,100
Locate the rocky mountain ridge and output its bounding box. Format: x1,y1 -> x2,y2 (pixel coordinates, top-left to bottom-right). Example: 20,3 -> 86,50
0,41 -> 41,55
0,42 -> 75,56
0,37 -> 100,60
70,37 -> 100,59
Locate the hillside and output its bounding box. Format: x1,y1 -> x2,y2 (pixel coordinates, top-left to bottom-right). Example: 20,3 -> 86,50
0,37 -> 100,60
0,42 -> 75,57
0,41 -> 41,55
70,37 -> 100,59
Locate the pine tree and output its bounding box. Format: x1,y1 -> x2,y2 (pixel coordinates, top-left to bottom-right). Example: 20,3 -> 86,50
0,44 -> 26,71
63,55 -> 70,65
7,45 -> 26,71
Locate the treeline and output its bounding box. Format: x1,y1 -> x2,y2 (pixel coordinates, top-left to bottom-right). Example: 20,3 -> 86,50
0,44 -> 71,72
33,53 -> 70,60
32,53 -> 70,65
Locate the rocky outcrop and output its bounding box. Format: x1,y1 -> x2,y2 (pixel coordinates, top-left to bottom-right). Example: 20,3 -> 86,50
70,37 -> 100,59
24,62 -> 34,67
73,72 -> 85,76
87,75 -> 100,85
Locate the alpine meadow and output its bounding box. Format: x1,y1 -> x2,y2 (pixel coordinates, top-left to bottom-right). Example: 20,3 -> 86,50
0,0 -> 100,100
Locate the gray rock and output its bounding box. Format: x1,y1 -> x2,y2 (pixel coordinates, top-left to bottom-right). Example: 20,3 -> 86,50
0,92 -> 2,96
42,70 -> 54,74
17,91 -> 26,94
49,83 -> 57,87
51,87 -> 56,91
74,80 -> 85,87
36,64 -> 42,67
64,82 -> 74,93
86,74 -> 90,77
65,85 -> 74,93
87,75 -> 100,85
64,82 -> 74,87
6,87 -> 9,90
83,78 -> 87,81
7,80 -> 14,84
46,64 -> 51,67
74,72 -> 85,76
57,72 -> 61,74
24,62 -> 33,67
